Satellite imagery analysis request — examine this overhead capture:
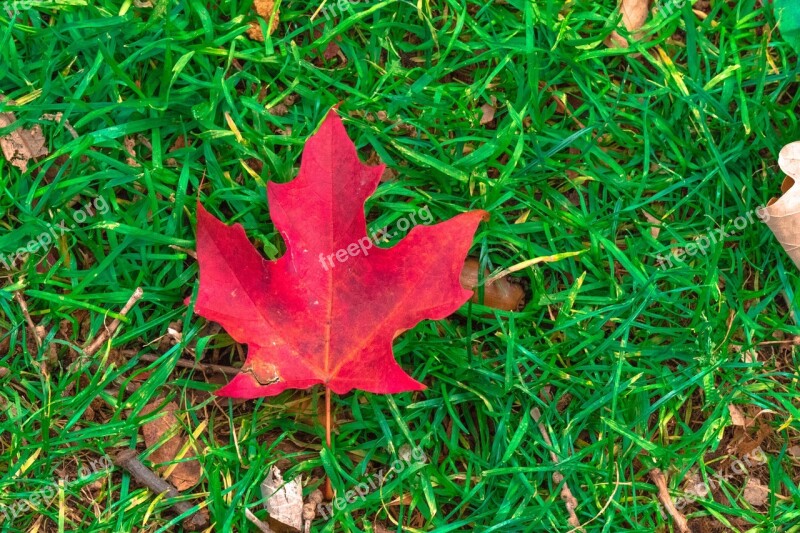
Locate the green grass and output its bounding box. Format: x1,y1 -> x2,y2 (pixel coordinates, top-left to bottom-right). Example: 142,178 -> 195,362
2,0 -> 800,531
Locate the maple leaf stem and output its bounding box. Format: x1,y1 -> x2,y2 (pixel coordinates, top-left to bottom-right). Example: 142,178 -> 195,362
322,385 -> 335,501
325,385 -> 331,449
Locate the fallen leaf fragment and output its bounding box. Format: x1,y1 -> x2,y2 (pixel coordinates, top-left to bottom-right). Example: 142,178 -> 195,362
312,29 -> 342,62
743,478 -> 769,507
302,490 -> 322,533
192,110 -> 487,398
372,522 -> 392,533
124,136 -> 139,167
608,0 -> 651,48
139,400 -> 202,491
460,257 -> 525,311
642,210 -> 661,239
247,0 -> 279,41
0,97 -> 49,172
765,141 -> 800,269
479,96 -> 498,125
261,466 -> 303,532
728,404 -> 747,427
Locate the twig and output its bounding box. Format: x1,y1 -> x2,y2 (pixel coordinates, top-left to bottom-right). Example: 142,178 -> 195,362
244,508 -> 275,533
530,408 -> 583,531
136,352 -> 240,376
83,287 -> 144,357
649,468 -> 691,533
114,449 -> 209,531
40,112 -> 78,139
68,287 -> 144,373
14,291 -> 41,350
168,244 -> 198,260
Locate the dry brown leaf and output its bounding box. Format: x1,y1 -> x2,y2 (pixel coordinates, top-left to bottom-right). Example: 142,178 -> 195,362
729,406 -> 748,426
728,404 -> 746,427
139,400 -> 202,491
261,466 -> 303,532
743,478 -> 769,507
165,135 -> 188,167
247,0 -> 279,41
608,0 -> 651,48
642,210 -> 661,239
460,257 -> 525,311
124,136 -> 140,167
372,522 -> 392,533
311,28 -> 343,62
0,97 -> 49,172
765,141 -> 800,269
479,96 -> 498,125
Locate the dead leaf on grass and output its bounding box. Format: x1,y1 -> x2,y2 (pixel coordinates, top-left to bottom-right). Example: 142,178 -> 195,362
261,466 -> 303,532
479,96 -> 498,125
607,0 -> 651,48
765,141 -> 800,269
372,522 -> 392,533
139,399 -> 202,491
728,404 -> 747,427
311,29 -> 343,63
743,478 -> 769,507
642,210 -> 662,239
0,96 -> 49,172
460,257 -> 525,311
247,0 -> 279,41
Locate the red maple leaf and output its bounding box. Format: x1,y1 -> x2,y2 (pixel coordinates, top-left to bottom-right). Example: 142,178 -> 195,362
192,110 -> 487,399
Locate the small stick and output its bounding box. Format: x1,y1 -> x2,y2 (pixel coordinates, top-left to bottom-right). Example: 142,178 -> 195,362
168,244 -> 197,260
649,468 -> 691,533
244,508 -> 275,533
83,287 -> 144,357
136,352 -> 240,376
114,449 -> 209,531
14,291 -> 41,349
40,112 -> 79,139
69,287 -> 144,373
531,408 -> 583,530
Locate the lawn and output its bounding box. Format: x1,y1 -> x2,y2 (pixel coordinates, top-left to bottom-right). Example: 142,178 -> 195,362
1,0 -> 800,531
